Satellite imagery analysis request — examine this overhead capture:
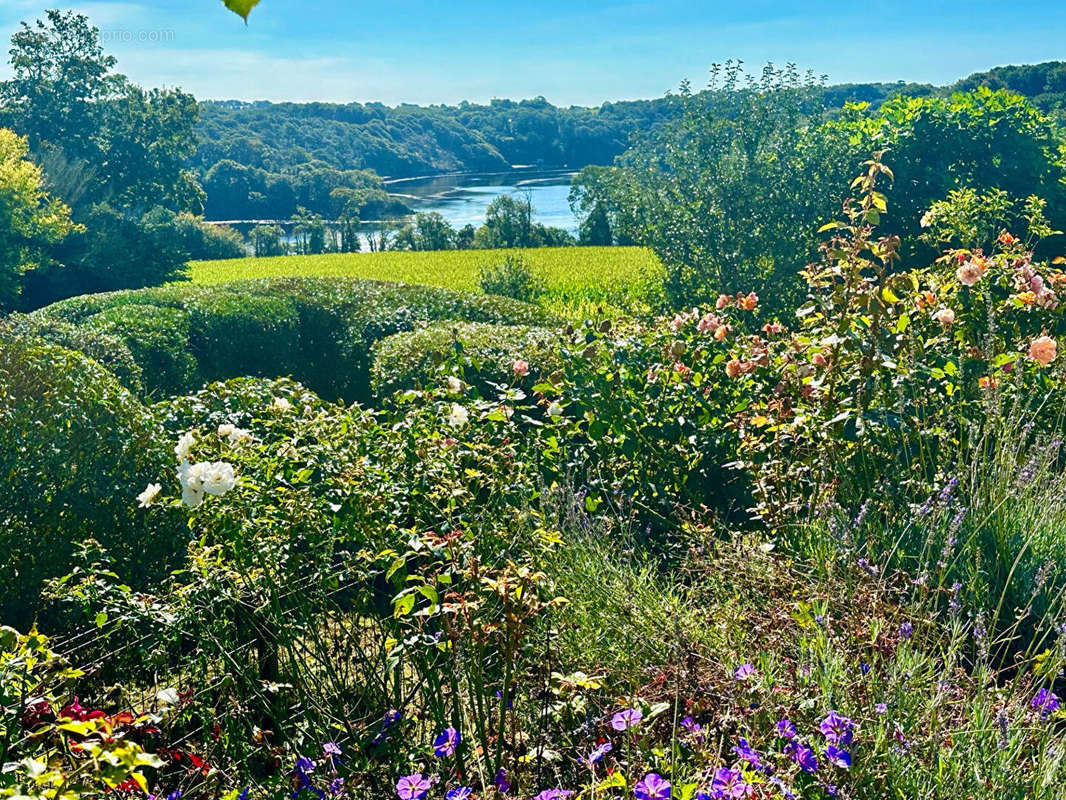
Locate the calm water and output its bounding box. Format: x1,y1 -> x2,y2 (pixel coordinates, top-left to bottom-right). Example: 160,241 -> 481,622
387,169 -> 580,234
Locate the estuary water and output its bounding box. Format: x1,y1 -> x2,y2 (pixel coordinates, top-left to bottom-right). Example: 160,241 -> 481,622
386,168 -> 580,234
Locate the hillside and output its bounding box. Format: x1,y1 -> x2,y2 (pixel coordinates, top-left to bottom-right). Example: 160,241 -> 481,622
191,64 -> 1066,222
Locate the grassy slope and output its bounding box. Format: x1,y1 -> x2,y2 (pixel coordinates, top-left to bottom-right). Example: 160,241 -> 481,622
188,247 -> 664,316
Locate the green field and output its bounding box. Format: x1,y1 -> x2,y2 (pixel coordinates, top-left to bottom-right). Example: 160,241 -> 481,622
189,246 -> 664,315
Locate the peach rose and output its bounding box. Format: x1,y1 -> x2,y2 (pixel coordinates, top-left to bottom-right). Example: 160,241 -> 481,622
740,292 -> 759,311
956,262 -> 984,287
813,352 -> 828,367
512,359 -> 530,377
1029,336 -> 1057,366
725,359 -> 744,378
933,308 -> 955,328
716,294 -> 731,310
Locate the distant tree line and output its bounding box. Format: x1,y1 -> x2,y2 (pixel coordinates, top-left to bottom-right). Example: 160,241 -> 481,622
242,194 -> 589,258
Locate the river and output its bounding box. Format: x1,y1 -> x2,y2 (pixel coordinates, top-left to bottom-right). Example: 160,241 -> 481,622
386,168 -> 580,235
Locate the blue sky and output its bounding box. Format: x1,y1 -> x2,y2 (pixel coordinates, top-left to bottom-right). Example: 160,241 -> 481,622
1,0 -> 1064,105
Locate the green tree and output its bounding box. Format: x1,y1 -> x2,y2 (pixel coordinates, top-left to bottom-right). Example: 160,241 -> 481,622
0,10 -> 115,162
475,193 -> 536,249
0,129 -> 79,310
251,224 -> 285,257
412,211 -> 456,250
578,202 -> 612,246
572,62 -> 839,311
1,11 -> 201,215
828,89 -> 1066,262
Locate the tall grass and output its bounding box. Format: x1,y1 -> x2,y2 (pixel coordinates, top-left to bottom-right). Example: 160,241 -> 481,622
187,247 -> 665,317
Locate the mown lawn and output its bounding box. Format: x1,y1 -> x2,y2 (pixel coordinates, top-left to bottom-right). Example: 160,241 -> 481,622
188,246 -> 664,315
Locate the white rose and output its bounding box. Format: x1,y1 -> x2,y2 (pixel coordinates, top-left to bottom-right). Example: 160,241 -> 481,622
179,460 -> 207,490
137,483 -> 162,508
272,397 -> 293,412
202,462 -> 237,497
175,431 -> 195,462
447,403 -> 470,427
181,484 -> 205,509
547,402 -> 564,418
217,423 -> 235,439
228,427 -> 252,445
447,376 -> 463,394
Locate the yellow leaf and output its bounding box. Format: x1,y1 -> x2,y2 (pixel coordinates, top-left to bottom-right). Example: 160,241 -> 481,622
223,0 -> 260,20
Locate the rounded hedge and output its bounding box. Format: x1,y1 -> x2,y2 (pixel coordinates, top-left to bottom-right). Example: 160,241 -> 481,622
0,335 -> 184,628
84,304 -> 199,397
30,277 -> 558,403
0,314 -> 145,394
371,321 -> 561,397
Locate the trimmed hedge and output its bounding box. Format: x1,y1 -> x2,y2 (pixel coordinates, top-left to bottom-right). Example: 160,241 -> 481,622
0,336 -> 184,627
31,277 -> 557,402
84,305 -> 199,397
0,314 -> 145,394
371,321 -> 561,397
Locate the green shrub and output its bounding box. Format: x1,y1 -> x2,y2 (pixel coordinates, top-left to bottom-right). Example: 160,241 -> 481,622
478,255 -> 546,303
30,277 -> 558,403
371,321 -> 559,397
174,212 -> 247,260
83,305 -> 199,397
0,314 -> 145,394
0,336 -> 183,627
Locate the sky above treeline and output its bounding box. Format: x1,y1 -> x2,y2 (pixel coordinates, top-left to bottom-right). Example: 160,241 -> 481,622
1,0 -> 1064,106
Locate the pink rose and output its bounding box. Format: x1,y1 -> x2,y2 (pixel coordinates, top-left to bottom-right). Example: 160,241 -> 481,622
512,359 -> 530,377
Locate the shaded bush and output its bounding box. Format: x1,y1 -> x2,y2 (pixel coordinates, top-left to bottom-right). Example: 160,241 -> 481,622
371,321 -> 559,397
478,255 -> 546,303
0,336 -> 183,627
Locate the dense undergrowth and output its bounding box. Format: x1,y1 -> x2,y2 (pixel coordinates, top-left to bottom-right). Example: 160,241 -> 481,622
4,159 -> 1066,800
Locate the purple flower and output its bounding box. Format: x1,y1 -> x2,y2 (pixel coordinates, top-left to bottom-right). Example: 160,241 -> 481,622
293,757 -> 323,800
734,663 -> 756,681
533,791 -> 574,800
611,708 -> 643,731
323,742 -> 342,757
732,738 -> 765,772
582,742 -> 613,765
824,745 -> 851,769
899,621 -> 914,640
768,778 -> 795,800
818,712 -> 855,747
681,716 -> 702,733
433,727 -> 461,757
860,662 -> 871,675
327,778 -> 345,796
396,775 -> 431,800
494,769 -> 511,794
785,741 -> 819,773
709,767 -> 752,798
1032,688 -> 1061,720
634,773 -> 672,800
446,789 -> 472,800
874,703 -> 888,715
776,718 -> 797,740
